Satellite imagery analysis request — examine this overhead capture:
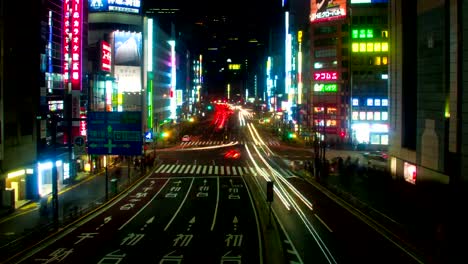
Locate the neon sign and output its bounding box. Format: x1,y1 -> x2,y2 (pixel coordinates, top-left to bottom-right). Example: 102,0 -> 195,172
101,41 -> 111,72
314,83 -> 338,92
314,71 -> 338,81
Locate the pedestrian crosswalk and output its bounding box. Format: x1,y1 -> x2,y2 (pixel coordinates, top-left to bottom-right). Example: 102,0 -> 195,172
179,140 -> 280,147
153,163 -> 296,178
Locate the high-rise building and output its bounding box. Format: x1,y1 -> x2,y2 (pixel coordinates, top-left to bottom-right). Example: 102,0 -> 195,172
389,0 -> 466,187
349,1 -> 389,147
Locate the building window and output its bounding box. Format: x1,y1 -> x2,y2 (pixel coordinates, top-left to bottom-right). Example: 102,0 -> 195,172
374,112 -> 381,120
374,99 -> 381,106
375,57 -> 381,65
352,43 -> 359,52
381,134 -> 389,145
367,43 -> 374,52
382,99 -> 388,106
360,43 -> 366,52
327,107 -> 337,115
367,98 -> 373,106
371,134 -> 380,144
382,56 -> 388,65
374,43 -> 381,52
352,111 -> 359,120
382,111 -> 388,120
367,112 -> 374,120
382,42 -> 389,52
359,112 -> 366,120
314,107 -> 325,113
326,120 -> 337,127
352,98 -> 359,106
381,30 -> 388,38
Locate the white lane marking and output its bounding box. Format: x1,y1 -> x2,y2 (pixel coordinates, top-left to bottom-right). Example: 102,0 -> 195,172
164,178 -> 195,231
211,177 -> 220,231
314,214 -> 333,233
119,179 -> 170,231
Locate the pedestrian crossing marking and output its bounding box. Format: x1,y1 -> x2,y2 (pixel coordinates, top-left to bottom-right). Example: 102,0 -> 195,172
214,166 -> 219,174
221,167 -> 225,175
202,165 -> 207,174
232,167 -> 237,175
196,166 -> 202,174
190,165 -> 196,174
179,140 -> 281,147
208,166 -> 213,174
178,165 -> 186,174
184,165 -> 191,174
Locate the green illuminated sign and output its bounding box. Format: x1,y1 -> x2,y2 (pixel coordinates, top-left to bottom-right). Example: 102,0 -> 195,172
352,29 -> 374,39
314,83 -> 338,92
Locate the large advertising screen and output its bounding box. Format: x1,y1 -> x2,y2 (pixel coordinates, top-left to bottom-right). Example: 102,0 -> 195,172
115,65 -> 141,93
113,31 -> 142,66
310,0 -> 347,23
89,0 -> 141,14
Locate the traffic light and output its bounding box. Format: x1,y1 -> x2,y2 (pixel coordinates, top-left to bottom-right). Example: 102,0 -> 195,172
207,105 -> 213,110
340,131 -> 346,138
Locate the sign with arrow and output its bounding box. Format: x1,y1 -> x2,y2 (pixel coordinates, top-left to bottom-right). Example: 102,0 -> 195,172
87,111 -> 142,155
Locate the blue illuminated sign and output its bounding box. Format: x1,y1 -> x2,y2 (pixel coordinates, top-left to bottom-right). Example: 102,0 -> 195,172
88,0 -> 141,14
87,111 -> 142,155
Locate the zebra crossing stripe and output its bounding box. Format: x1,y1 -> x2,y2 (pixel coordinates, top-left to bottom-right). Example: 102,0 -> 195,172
249,167 -> 256,176
221,166 -> 224,175
232,167 -> 237,175
155,164 -> 165,173
214,166 -> 219,174
178,165 -> 186,173
208,166 -> 213,174
190,165 -> 197,174
184,165 -> 191,174
173,165 -> 181,173
196,166 -> 202,174
243,167 -> 249,175
238,166 -> 244,176
202,165 -> 207,174
161,164 -> 171,173
167,165 -> 177,173
226,167 -> 231,175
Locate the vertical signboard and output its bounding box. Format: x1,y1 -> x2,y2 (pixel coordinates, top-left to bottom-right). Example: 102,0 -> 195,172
101,41 -> 112,72
64,0 -> 83,137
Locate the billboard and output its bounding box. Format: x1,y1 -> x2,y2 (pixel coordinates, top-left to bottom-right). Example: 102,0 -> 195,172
115,66 -> 141,93
88,0 -> 141,14
114,31 -> 142,66
310,0 -> 347,23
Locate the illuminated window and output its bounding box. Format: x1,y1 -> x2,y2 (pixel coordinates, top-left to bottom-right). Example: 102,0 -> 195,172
367,112 -> 373,120
315,120 -> 324,126
326,120 -> 337,127
359,29 -> 366,38
314,107 -> 325,113
374,43 -> 381,52
382,42 -> 389,52
370,134 -> 380,144
359,112 -> 366,120
360,43 -> 366,52
382,111 -> 388,120
382,56 -> 388,65
327,107 -> 337,115
367,98 -> 373,106
374,99 -> 381,106
381,134 -> 389,145
352,98 -> 359,106
382,99 -> 388,106
352,30 -> 358,39
367,29 -> 374,38
374,112 -> 381,120
367,43 -> 374,52
352,43 -> 359,52
381,30 -> 388,38
352,111 -> 359,120
375,57 -> 381,65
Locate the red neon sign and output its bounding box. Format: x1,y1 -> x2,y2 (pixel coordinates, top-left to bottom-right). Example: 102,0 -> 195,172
314,71 -> 338,81
101,41 -> 112,72
63,0 -> 82,139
